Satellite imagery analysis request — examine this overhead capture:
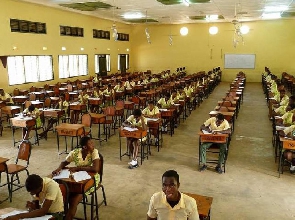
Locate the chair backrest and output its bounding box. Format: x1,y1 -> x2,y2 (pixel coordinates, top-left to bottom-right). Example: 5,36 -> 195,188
29,93 -> 36,101
103,106 -> 116,116
115,100 -> 124,108
58,180 -> 69,215
54,87 -> 60,96
16,140 -> 32,166
67,84 -> 73,92
98,153 -> 104,183
44,84 -> 49,90
64,92 -> 70,102
13,88 -> 20,96
81,113 -> 92,128
219,106 -> 229,112
44,97 -> 51,108
30,86 -> 36,92
38,93 -> 45,102
220,101 -> 232,107
24,100 -> 32,109
131,96 -> 140,104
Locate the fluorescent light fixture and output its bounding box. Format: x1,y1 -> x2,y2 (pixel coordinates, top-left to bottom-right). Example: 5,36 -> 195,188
209,26 -> 218,35
264,5 -> 288,12
182,0 -> 190,6
180,27 -> 188,36
206,15 -> 219,21
123,12 -> 144,19
61,47 -> 66,51
240,25 -> 250,35
262,12 -> 281,19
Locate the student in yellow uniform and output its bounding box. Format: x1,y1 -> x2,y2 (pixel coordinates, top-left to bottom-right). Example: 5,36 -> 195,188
93,86 -> 103,98
3,174 -> 64,220
170,90 -> 179,103
114,81 -> 125,92
0,89 -> 13,104
122,109 -> 147,168
158,93 -> 174,109
199,113 -> 231,174
147,170 -> 199,220
142,101 -> 160,118
103,84 -> 114,107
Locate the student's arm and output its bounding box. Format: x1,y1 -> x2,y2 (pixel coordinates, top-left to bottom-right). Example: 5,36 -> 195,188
69,158 -> 100,173
200,124 -> 210,132
215,128 -> 231,134
140,116 -> 147,130
52,160 -> 70,176
4,200 -> 53,220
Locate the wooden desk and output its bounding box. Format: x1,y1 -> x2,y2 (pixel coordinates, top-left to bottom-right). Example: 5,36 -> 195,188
160,109 -> 176,137
55,123 -> 85,155
30,101 -> 44,109
89,113 -> 107,144
88,98 -> 102,113
11,116 -> 36,146
0,157 -> 10,203
119,128 -> 148,165
70,103 -> 87,124
12,96 -> 28,105
199,131 -> 228,144
2,106 -> 21,121
214,106 -> 236,112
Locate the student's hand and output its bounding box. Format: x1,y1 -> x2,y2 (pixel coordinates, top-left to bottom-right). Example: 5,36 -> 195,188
26,201 -> 37,212
52,168 -> 61,176
69,167 -> 78,172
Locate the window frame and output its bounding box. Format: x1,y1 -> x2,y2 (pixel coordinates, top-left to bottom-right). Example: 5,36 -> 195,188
58,54 -> 88,79
94,54 -> 111,73
117,54 -> 129,71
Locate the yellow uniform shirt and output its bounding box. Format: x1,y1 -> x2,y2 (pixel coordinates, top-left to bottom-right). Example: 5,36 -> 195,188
147,191 -> 199,220
203,117 -> 230,131
32,177 -> 64,213
158,98 -> 174,109
142,107 -> 160,117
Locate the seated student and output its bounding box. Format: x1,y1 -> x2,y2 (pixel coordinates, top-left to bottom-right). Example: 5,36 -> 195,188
170,90 -> 179,103
147,170 -> 199,220
77,89 -> 89,104
142,101 -> 160,118
273,89 -> 289,108
0,89 -> 13,105
275,96 -> 295,124
52,136 -> 100,220
3,174 -> 64,220
124,77 -> 134,90
122,109 -> 147,168
158,93 -> 174,109
114,81 -> 125,92
103,84 -> 114,107
199,113 -> 231,174
23,104 -> 42,139
93,86 -> 103,98
279,125 -> 295,173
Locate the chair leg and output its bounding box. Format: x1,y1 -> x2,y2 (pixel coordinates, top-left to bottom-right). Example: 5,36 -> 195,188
102,186 -> 107,206
83,194 -> 87,220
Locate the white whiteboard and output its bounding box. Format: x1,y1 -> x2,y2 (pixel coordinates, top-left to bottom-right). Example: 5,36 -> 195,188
224,54 -> 256,69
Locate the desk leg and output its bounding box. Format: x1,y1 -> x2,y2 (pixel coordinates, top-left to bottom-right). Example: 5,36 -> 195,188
57,133 -> 60,154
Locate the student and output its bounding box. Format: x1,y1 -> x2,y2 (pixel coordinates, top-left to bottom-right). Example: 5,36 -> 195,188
52,136 -> 100,220
103,84 -> 114,107
279,125 -> 295,173
23,104 -> 42,140
3,174 -> 64,220
114,81 -> 125,92
147,170 -> 199,220
158,93 -> 174,109
199,113 -> 231,174
93,86 -> 103,98
0,89 -> 13,104
122,109 -> 147,168
142,101 -> 160,118
170,90 -> 179,103
77,89 -> 89,104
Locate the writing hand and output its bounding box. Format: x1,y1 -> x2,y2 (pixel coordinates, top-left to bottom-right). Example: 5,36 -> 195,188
52,168 -> 61,176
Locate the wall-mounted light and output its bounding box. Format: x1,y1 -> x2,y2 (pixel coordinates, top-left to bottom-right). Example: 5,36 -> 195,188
42,47 -> 47,51
180,27 -> 188,36
61,47 -> 66,51
107,48 -> 111,51
240,25 -> 250,34
126,48 -> 130,52
209,26 -> 218,35
12,46 -> 17,50
80,47 -> 84,51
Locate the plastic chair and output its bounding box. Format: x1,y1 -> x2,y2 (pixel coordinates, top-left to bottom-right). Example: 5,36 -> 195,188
7,140 -> 32,202
81,113 -> 92,138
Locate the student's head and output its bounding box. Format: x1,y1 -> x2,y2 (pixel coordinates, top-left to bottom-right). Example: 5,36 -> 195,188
28,104 -> 36,112
165,93 -> 170,100
80,136 -> 94,153
171,90 -> 177,97
133,109 -> 142,119
215,113 -> 225,125
0,89 -> 4,96
148,101 -> 155,110
59,95 -> 65,101
108,84 -> 112,88
279,89 -> 286,98
162,170 -> 180,201
25,174 -> 43,195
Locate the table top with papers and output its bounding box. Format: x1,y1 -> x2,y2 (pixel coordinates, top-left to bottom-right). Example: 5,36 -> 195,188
0,208 -> 52,220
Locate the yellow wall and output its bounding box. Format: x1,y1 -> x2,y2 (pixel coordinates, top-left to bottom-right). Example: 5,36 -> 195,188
130,20 -> 295,82
1,0 -> 295,93
0,0 -> 131,92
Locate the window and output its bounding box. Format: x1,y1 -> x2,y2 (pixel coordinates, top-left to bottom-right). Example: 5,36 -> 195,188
7,55 -> 53,85
95,54 -> 110,74
118,54 -> 129,72
58,55 -> 88,79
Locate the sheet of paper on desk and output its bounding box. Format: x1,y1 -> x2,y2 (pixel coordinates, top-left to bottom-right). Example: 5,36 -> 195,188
274,116 -> 282,119
0,210 -> 27,219
123,127 -> 138,132
72,171 -> 91,182
202,130 -> 211,134
52,169 -> 70,180
146,118 -> 159,122
159,109 -> 168,111
24,215 -> 53,220
174,104 -> 181,106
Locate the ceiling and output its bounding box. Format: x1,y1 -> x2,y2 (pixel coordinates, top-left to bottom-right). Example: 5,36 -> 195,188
20,0 -> 295,24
